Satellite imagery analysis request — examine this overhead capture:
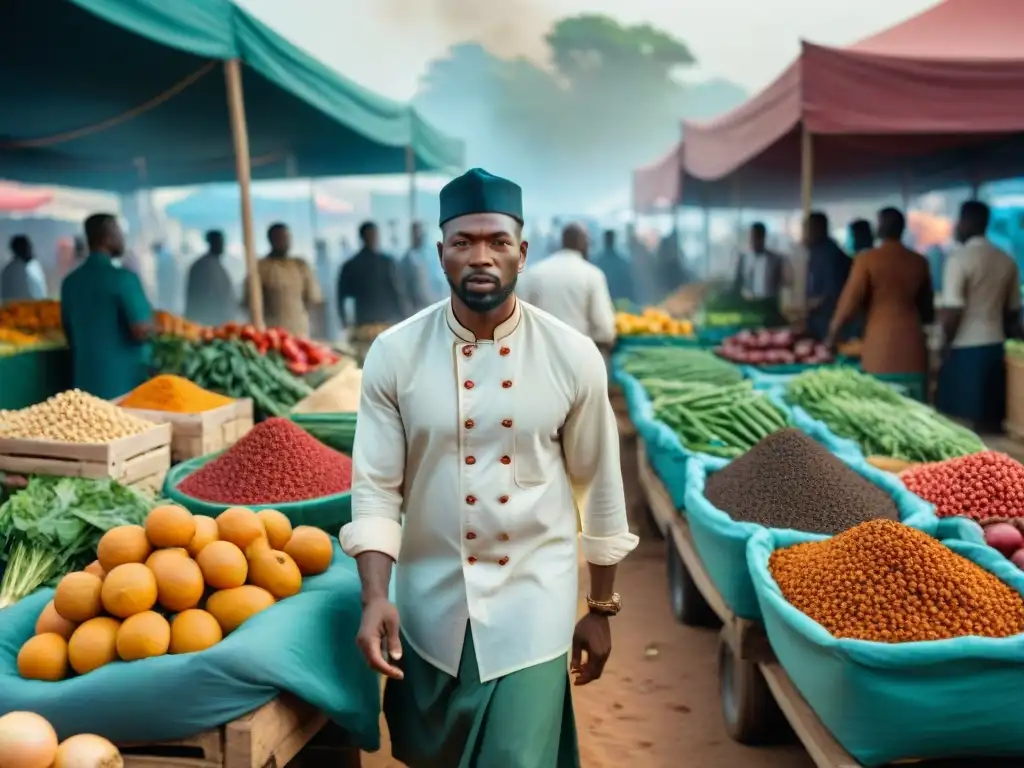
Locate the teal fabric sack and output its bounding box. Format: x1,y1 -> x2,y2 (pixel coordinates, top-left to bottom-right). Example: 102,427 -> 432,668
0,543 -> 381,748
163,453 -> 352,534
746,526 -> 1021,766
615,336 -> 703,350
683,446 -> 938,621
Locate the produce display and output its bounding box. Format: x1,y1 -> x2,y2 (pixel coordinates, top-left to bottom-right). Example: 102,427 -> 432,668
618,347 -> 743,388
120,375 -> 234,414
201,323 -> 340,375
901,452 -> 1024,523
699,292 -> 786,329
769,519 -> 1024,642
152,336 -> 313,418
15,504 -> 335,680
0,299 -> 62,334
704,429 -> 899,534
176,417 -> 353,504
0,477 -> 156,608
614,308 -> 694,337
154,310 -> 204,342
1007,339 -> 1024,359
785,367 -> 984,462
0,710 -> 122,768
714,328 -> 833,367
0,390 -> 154,443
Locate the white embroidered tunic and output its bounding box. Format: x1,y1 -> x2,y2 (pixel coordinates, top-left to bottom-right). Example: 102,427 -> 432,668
340,299 -> 638,682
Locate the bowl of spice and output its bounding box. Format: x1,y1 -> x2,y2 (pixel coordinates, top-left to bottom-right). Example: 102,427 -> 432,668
747,521 -> 1024,765
682,428 -> 934,620
163,417 -> 354,532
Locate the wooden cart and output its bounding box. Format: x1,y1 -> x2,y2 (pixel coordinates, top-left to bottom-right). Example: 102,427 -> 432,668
117,695 -> 361,768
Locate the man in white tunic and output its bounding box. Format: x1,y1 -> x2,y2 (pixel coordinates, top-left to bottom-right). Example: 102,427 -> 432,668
340,168 -> 638,767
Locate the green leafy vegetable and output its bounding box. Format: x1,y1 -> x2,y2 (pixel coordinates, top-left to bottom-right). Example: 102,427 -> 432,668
0,476 -> 156,609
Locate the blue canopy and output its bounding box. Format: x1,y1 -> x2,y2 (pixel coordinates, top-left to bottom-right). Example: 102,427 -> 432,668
1,0 -> 464,190
164,186 -> 352,230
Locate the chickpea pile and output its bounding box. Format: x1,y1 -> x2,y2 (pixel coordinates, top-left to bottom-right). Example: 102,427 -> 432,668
0,389 -> 154,443
769,520 -> 1024,642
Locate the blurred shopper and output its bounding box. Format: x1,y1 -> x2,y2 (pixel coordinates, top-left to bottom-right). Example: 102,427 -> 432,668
185,230 -> 236,327
938,201 -> 1022,429
61,214 -> 152,399
153,240 -> 180,313
826,208 -> 932,399
2,235 -> 47,303
593,229 -> 635,305
627,223 -> 655,306
653,229 -> 689,302
337,221 -> 408,358
399,221 -> 441,313
733,222 -> 785,301
518,222 -> 616,351
243,223 -> 323,338
849,219 -> 875,254
805,211 -> 852,341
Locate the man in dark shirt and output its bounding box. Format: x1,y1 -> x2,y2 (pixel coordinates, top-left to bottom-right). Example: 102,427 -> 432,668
338,221 -> 409,358
805,211 -> 852,341
592,230 -> 634,305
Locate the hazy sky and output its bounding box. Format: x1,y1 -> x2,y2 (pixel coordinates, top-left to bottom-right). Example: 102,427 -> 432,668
235,0 -> 939,100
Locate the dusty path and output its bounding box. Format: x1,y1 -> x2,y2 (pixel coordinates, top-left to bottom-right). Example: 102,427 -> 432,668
361,540 -> 813,768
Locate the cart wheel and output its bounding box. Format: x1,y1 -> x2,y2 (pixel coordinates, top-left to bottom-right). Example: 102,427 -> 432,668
667,536 -> 717,627
717,632 -> 782,745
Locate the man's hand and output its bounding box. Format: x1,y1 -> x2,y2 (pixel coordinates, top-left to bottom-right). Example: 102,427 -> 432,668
355,597 -> 404,680
571,612 -> 611,686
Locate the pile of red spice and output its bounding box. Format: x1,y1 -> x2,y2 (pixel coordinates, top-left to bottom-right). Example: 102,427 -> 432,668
178,417 -> 353,504
900,451 -> 1024,521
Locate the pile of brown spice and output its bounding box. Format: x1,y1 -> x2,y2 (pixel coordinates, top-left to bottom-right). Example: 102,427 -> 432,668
769,520 -> 1024,642
703,428 -> 899,535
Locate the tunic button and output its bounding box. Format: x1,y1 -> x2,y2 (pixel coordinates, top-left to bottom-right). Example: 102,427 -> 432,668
468,556 -> 477,565
500,346 -> 510,356
466,495 -> 476,505
462,345 -> 474,357
502,380 -> 512,389
500,455 -> 511,465
464,380 -> 475,390
499,495 -> 509,504
502,419 -> 513,428
464,419 -> 475,429
498,556 -> 509,566
465,456 -> 476,465
499,533 -> 510,541
466,532 -> 477,540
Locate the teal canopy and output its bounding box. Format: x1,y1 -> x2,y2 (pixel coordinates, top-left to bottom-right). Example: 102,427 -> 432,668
2,0 -> 464,190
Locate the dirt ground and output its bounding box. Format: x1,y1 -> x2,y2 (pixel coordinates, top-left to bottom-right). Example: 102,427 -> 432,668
360,540 -> 814,768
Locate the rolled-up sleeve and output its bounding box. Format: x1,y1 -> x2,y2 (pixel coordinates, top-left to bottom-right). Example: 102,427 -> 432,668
339,338 -> 405,561
562,343 -> 639,566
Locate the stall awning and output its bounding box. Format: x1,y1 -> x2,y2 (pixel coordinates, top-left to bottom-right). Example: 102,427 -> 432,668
1,0 -> 464,190
632,143 -> 683,213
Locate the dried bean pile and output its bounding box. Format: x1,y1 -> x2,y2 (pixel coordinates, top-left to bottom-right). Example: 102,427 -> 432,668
769,520 -> 1024,642
178,417 -> 353,504
703,428 -> 899,534
900,451 -> 1024,522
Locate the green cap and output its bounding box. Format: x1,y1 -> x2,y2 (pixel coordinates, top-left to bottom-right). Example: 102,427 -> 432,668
439,168 -> 523,227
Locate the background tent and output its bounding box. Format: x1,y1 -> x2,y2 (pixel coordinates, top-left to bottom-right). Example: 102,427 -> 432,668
164,187 -> 353,231
1,0 -> 464,190
632,144 -> 683,213
635,0 -> 1024,210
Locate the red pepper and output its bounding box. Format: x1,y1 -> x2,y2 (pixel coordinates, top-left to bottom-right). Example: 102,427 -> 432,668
287,360 -> 311,376
256,340 -> 270,355
240,325 -> 258,343
266,328 -> 282,352
281,337 -> 305,363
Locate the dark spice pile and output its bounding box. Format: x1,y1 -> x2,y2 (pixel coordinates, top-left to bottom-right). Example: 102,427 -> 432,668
703,428 -> 899,534
178,417 -> 354,504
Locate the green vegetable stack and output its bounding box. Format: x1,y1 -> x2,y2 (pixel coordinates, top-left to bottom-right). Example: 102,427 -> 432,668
153,336 -> 313,418
785,367 -> 984,462
619,347 -> 744,388
0,476 -> 155,608
650,380 -> 790,458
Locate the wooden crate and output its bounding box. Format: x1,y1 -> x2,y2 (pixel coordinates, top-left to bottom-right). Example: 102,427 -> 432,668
119,400 -> 254,462
0,422 -> 171,490
117,696 -> 361,768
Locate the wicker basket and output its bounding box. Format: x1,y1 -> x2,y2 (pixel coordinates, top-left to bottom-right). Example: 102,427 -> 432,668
1005,355 -> 1024,439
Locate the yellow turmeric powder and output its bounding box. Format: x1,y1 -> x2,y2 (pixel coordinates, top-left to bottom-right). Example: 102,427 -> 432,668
122,375 -> 233,413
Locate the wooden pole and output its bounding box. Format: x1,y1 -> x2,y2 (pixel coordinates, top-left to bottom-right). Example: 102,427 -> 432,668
702,206 -> 711,278
224,59 -> 264,330
800,125 -> 814,221
405,144 -> 417,225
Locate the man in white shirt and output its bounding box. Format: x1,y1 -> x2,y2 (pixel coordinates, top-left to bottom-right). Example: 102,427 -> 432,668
938,200 -> 1022,429
517,223 -> 617,350
340,168 -> 638,767
1,235 -> 47,303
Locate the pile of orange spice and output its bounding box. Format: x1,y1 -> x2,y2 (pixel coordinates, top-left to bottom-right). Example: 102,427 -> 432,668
121,375 -> 233,413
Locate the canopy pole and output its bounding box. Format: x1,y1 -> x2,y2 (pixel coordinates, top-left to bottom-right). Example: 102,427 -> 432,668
308,178 -> 319,242
224,59 -> 264,331
800,125 -> 814,221
702,206 -> 711,279
405,145 -> 417,226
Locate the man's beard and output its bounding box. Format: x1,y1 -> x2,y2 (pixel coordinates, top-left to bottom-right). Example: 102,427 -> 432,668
449,274 -> 517,313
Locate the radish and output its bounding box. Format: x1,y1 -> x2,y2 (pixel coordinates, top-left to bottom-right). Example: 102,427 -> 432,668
984,523 -> 1024,557
1011,549 -> 1024,571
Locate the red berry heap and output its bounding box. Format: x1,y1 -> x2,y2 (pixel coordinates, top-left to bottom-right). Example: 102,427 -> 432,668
900,451 -> 1024,522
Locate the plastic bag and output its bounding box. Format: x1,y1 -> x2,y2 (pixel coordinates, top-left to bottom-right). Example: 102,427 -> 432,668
746,526 -> 1024,766
0,543 -> 380,748
682,446 -> 939,620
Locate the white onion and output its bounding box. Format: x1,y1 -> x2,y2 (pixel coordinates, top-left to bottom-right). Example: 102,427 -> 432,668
53,735 -> 123,768
0,711 -> 59,768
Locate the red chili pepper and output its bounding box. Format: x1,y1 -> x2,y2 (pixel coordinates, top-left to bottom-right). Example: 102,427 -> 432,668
287,360 -> 312,376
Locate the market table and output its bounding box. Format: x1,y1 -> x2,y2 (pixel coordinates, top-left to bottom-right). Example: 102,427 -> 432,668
0,347 -> 71,410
